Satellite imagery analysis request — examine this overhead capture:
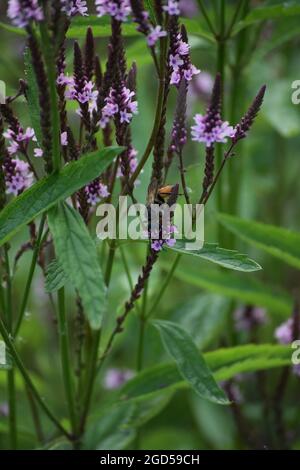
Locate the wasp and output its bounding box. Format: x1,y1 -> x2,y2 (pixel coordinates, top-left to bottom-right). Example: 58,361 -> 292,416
147,179 -> 180,207
146,181 -> 180,239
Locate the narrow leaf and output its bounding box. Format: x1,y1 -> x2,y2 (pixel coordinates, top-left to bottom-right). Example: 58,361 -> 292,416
153,320 -> 229,405
0,147 -> 123,247
162,261 -> 292,318
218,213 -> 300,270
169,240 -> 262,272
48,203 -> 106,330
45,259 -> 68,293
118,344 -> 291,403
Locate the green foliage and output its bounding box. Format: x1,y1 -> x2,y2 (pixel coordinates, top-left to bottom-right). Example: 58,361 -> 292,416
153,320 -> 230,405
164,261 -> 292,317
117,344 -> 291,404
169,241 -> 262,272
45,259 -> 68,293
0,147 -> 122,247
48,203 -> 106,330
219,213 -> 300,270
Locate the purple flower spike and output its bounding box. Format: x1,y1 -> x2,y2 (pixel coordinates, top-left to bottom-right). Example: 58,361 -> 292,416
61,0 -> 88,16
163,0 -> 181,16
7,0 -> 44,28
147,26 -> 167,47
95,0 -> 131,22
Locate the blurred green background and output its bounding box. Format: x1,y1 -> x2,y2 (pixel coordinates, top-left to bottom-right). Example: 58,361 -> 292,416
1,0 -> 300,450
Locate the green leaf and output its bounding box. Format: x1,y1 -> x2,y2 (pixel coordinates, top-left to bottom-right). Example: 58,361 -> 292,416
24,48 -> 43,145
233,2 -> 300,33
171,294 -> 230,350
118,344 -> 292,403
45,259 -> 68,293
48,203 -> 107,330
67,15 -> 138,38
0,21 -> 26,36
168,241 -> 262,272
163,261 -> 292,318
0,147 -> 122,247
218,213 -> 300,270
152,320 -> 229,405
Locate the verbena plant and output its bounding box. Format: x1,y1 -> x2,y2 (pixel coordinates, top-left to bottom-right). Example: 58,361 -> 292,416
0,0 -> 299,451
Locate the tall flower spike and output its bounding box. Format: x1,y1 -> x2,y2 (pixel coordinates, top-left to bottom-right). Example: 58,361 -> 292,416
61,0 -> 88,17
95,0 -> 131,22
85,27 -> 95,82
27,32 -> 53,172
73,41 -> 92,131
168,21 -> 200,87
191,73 -> 235,147
232,85 -> 266,143
0,115 -> 8,209
130,0 -> 151,35
7,0 -> 44,28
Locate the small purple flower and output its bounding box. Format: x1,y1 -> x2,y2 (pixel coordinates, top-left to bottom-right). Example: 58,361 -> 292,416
163,0 -> 181,16
4,158 -> 33,196
98,86 -> 138,128
275,319 -> 294,345
191,113 -> 236,147
95,0 -> 131,22
61,0 -> 88,16
147,26 -> 167,47
85,180 -> 109,206
103,368 -> 134,390
33,148 -> 43,158
234,306 -> 267,332
7,0 -> 44,28
169,32 -> 200,87
60,132 -> 68,147
169,54 -> 184,70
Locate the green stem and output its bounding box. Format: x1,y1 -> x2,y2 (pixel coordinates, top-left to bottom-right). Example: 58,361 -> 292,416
216,0 -> 226,244
146,254 -> 181,320
4,245 -> 17,450
0,316 -> 72,439
39,23 -> 61,172
57,288 -> 77,437
25,385 -> 44,444
14,215 -> 46,336
196,0 -> 217,37
137,280 -> 148,372
225,0 -> 245,39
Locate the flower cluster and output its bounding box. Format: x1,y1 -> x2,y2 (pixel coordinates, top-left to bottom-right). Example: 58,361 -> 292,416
61,0 -> 88,16
117,146 -> 139,178
103,368 -> 134,390
3,126 -> 42,158
3,157 -> 33,196
234,306 -> 267,332
58,74 -> 99,118
7,0 -> 44,28
275,319 -> 295,345
163,0 -> 181,16
275,317 -> 300,377
191,112 -> 236,148
84,179 -> 109,206
150,224 -> 177,252
130,1 -> 167,47
95,0 -> 131,22
98,86 -> 138,128
169,31 -> 200,86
